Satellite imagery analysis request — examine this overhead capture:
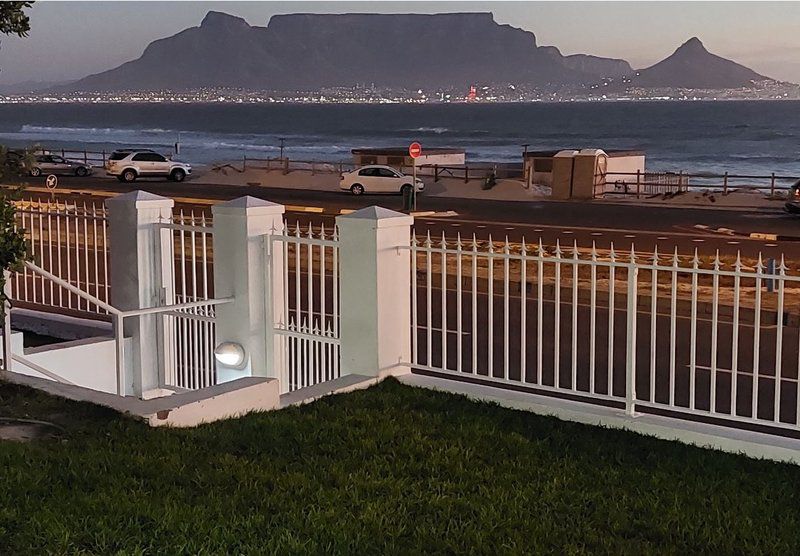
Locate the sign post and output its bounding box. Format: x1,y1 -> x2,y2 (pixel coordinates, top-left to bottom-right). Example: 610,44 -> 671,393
408,142 -> 422,211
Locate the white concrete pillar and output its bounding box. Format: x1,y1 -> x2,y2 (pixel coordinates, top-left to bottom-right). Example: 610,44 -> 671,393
212,197 -> 285,384
336,206 -> 413,378
106,191 -> 174,397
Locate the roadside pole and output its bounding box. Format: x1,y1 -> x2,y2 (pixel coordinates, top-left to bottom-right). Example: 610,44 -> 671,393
412,159 -> 417,211
408,141 -> 422,212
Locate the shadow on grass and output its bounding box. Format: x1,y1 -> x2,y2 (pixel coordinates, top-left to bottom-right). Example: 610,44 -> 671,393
0,378 -> 798,554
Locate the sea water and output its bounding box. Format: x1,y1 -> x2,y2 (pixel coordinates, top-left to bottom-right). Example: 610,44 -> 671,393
0,101 -> 797,176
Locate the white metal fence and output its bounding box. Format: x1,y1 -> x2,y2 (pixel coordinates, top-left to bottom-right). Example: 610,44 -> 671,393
411,232 -> 800,434
11,198 -> 110,318
160,210 -> 218,390
268,223 -> 340,393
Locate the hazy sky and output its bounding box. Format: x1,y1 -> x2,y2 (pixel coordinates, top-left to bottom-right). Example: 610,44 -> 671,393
1,1 -> 799,84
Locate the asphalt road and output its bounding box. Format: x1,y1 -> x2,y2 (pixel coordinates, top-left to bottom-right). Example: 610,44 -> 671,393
15,173 -> 800,257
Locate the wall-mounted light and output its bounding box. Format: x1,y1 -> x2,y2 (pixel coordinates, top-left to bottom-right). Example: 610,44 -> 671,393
214,342 -> 246,369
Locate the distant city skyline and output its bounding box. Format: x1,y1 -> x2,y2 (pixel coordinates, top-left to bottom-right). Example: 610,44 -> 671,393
1,1 -> 799,85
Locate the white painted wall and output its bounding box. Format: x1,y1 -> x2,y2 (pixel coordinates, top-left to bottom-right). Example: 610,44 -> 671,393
606,155 -> 646,187
6,334 -> 134,395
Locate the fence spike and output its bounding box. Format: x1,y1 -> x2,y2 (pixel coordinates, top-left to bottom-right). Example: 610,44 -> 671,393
779,254 -> 787,274
471,233 -> 478,250
424,230 -> 432,248
609,242 -> 616,261
504,236 -> 510,254
307,222 -> 314,239
734,250 -> 742,271
520,237 -> 527,254
712,250 -> 721,270
756,252 -> 764,272
538,238 -> 545,257
554,239 -> 562,257
488,234 -> 495,253
456,232 -> 463,249
652,244 -> 659,265
440,231 -> 447,249
692,248 -> 700,267
294,222 -> 301,237
672,246 -> 680,267
320,222 -> 327,240
573,240 -> 579,260
591,241 -> 598,261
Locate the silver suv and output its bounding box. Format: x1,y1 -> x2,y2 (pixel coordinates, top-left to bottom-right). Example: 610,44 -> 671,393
106,149 -> 191,182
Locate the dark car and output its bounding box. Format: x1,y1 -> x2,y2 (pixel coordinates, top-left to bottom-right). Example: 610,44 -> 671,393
28,154 -> 94,177
785,180 -> 800,214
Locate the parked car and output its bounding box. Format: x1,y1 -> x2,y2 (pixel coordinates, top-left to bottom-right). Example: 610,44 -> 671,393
28,154 -> 93,177
105,149 -> 191,182
339,165 -> 424,196
785,180 -> 800,214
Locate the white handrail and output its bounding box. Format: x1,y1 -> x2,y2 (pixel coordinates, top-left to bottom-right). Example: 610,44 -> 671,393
23,261 -> 119,315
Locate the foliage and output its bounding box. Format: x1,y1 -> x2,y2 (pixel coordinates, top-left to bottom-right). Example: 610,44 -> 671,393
0,378 -> 799,554
0,147 -> 30,318
0,2 -> 33,38
0,2 -> 33,322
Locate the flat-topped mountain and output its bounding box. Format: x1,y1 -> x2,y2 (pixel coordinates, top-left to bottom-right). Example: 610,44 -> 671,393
61,11 -> 634,92
627,37 -> 769,88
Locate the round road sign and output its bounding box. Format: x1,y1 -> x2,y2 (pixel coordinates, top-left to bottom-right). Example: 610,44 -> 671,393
408,142 -> 422,159
45,174 -> 58,190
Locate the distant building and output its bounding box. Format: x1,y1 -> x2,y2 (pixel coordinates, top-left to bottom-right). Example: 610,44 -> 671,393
351,148 -> 466,169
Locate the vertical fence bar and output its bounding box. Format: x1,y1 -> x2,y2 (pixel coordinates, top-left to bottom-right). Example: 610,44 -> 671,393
607,246 -> 616,396
752,256 -> 764,419
456,235 -> 463,374
732,253 -> 741,417
441,234 -> 448,371
520,240 -> 527,383
625,250 -> 638,416
689,251 -> 699,410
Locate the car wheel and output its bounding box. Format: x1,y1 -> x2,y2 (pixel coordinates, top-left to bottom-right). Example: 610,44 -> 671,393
75,167 -> 88,177
170,169 -> 186,182
350,183 -> 365,195
122,169 -> 137,183
30,167 -> 41,177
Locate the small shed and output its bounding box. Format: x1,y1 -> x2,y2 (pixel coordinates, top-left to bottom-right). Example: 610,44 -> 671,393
352,148 -> 466,170
524,149 -> 645,189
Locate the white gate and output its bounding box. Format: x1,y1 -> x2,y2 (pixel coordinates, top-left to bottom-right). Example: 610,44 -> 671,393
267,223 -> 340,393
159,210 -> 218,390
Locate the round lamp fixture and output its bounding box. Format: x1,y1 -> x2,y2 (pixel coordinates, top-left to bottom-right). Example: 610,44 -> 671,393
214,342 -> 246,369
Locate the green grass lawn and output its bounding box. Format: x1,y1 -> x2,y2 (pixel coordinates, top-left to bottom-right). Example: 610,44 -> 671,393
1,378 -> 799,555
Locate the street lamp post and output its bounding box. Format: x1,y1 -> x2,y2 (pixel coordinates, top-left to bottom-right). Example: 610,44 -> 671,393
279,137 -> 286,160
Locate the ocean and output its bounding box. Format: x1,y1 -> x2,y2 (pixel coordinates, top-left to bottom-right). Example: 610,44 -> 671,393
0,101 -> 798,177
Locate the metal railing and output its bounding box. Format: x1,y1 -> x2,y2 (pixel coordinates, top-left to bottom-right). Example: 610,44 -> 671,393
268,222 -> 340,393
12,198 -> 110,318
411,232 -> 800,434
15,260 -> 231,396
160,210 -> 217,390
602,170 -> 800,198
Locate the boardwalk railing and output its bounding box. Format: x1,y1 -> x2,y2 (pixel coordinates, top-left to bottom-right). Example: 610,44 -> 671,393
11,198 -> 110,318
411,233 -> 800,434
602,170 -> 799,198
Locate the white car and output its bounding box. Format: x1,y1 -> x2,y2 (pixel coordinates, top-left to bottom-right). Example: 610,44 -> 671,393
339,165 -> 424,195
105,149 -> 192,182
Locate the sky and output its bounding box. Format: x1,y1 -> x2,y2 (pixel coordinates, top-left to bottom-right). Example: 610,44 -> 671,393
1,1 -> 799,85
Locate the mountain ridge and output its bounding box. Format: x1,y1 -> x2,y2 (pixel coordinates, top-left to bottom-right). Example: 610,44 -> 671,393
60,12 -> 779,93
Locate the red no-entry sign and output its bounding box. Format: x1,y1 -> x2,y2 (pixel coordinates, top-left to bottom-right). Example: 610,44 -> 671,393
408,142 -> 422,159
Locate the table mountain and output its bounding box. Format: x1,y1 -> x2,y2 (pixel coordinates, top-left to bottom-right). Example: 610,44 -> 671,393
62,11 -> 633,92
